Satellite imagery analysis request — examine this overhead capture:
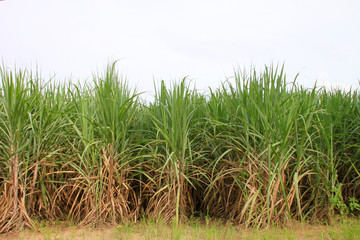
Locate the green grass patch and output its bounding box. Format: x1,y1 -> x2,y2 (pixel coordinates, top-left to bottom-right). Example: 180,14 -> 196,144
2,217 -> 359,240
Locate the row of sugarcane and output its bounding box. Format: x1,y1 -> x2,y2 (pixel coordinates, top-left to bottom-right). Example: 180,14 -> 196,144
0,62 -> 359,233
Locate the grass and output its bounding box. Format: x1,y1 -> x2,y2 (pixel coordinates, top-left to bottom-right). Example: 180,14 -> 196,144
0,62 -> 359,234
2,217 -> 359,240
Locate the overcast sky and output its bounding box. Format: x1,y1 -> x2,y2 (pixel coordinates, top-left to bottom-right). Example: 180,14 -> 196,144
1,0 -> 359,96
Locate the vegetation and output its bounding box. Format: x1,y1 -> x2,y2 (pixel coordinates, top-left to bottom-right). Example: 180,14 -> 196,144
5,218 -> 360,240
0,62 -> 359,233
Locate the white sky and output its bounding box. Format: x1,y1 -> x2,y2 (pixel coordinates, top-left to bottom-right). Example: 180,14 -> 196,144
1,0 -> 360,97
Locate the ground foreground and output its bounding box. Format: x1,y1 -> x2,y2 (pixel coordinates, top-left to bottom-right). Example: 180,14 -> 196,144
1,218 -> 360,240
